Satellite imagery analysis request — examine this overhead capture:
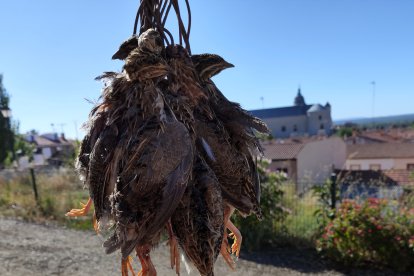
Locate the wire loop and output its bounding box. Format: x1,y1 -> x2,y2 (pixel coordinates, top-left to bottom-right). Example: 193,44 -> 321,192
132,0 -> 192,53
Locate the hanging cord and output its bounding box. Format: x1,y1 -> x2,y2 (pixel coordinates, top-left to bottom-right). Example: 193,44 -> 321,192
170,0 -> 191,54
132,0 -> 192,53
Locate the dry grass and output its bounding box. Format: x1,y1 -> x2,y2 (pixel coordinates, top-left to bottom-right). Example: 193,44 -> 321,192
0,169 -> 93,230
276,184 -> 321,246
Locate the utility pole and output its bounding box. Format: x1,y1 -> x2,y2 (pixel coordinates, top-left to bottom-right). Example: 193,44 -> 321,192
74,120 -> 79,141
57,123 -> 66,134
371,81 -> 376,128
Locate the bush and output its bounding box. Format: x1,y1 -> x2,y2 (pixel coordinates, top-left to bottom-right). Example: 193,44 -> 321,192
316,198 -> 414,271
232,160 -> 288,251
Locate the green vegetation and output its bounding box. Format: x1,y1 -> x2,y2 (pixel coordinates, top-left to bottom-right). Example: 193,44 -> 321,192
0,74 -> 13,167
0,170 -> 92,230
336,126 -> 353,138
233,161 -> 287,251
233,161 -> 323,251
280,184 -> 320,245
317,198 -> 414,272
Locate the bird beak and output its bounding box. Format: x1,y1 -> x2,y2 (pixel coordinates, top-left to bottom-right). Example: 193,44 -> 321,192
112,51 -> 122,60
225,62 -> 235,68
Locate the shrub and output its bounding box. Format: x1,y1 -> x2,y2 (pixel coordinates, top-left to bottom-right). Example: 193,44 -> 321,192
316,198 -> 414,271
232,160 -> 288,251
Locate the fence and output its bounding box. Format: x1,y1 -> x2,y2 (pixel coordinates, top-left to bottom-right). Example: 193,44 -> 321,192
273,173 -> 414,246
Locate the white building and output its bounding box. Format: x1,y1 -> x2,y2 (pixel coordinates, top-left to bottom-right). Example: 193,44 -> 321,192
250,89 -> 332,138
262,137 -> 347,193
346,143 -> 414,171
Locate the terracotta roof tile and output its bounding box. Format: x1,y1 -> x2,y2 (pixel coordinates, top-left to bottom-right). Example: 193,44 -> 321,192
348,143 -> 414,159
262,143 -> 305,160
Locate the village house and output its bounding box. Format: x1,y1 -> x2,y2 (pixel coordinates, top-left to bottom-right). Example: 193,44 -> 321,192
250,89 -> 332,138
346,143 -> 414,171
18,132 -> 75,169
262,136 -> 347,193
339,143 -> 414,197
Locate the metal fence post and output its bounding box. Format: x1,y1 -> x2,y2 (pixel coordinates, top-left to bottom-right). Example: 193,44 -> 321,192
30,168 -> 39,204
330,172 -> 337,209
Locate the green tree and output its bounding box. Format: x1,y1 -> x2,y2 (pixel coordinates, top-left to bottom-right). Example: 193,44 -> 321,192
0,74 -> 13,167
336,126 -> 353,138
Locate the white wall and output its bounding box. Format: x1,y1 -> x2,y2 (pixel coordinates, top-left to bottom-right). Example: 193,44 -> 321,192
42,147 -> 52,159
263,115 -> 308,138
33,154 -> 46,166
18,156 -> 30,170
394,158 -> 414,170
307,110 -> 332,136
346,158 -> 414,170
296,137 -> 347,192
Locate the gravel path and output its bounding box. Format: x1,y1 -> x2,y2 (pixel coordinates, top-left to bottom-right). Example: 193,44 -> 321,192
0,218 -> 403,276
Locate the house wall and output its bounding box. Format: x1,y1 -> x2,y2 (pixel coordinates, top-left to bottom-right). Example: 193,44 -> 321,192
296,137 -> 347,193
260,110 -> 332,138
346,158 -> 414,170
268,159 -> 297,183
33,154 -> 46,166
263,115 -> 308,138
345,159 -> 394,170
42,147 -> 52,159
394,158 -> 414,170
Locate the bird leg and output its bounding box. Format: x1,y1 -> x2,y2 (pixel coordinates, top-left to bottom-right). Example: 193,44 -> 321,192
66,197 -> 93,217
136,245 -> 157,276
166,221 -> 180,275
227,220 -> 242,258
220,205 -> 236,270
121,256 -> 136,276
92,212 -> 99,234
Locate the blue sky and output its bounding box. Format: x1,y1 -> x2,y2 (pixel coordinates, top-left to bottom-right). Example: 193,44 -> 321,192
1,0 -> 413,139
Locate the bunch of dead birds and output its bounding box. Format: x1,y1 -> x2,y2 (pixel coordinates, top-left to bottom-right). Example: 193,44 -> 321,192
69,28 -> 269,276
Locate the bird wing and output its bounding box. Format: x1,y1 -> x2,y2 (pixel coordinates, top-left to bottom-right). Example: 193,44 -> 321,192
171,156 -> 224,276
106,119 -> 193,258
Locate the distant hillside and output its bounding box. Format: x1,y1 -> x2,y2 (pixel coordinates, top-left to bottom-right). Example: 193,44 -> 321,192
334,113 -> 414,126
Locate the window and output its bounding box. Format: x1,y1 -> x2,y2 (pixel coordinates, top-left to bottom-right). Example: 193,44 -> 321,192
350,164 -> 361,170
407,164 -> 414,171
370,164 -> 381,171
319,115 -> 322,120
276,168 -> 288,174
293,125 -> 297,132
281,126 -> 286,132
320,124 -> 324,130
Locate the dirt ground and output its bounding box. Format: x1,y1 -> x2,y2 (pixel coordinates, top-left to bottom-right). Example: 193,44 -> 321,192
0,218 -> 407,276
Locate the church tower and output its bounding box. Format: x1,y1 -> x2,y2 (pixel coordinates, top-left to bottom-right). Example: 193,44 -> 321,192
294,88 -> 306,106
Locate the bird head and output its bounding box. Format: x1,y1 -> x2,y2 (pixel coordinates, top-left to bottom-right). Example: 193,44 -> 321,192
191,54 -> 234,80
165,44 -> 192,65
112,36 -> 139,60
138,28 -> 164,55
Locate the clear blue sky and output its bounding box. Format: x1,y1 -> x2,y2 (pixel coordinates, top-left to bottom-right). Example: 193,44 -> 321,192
1,0 -> 413,139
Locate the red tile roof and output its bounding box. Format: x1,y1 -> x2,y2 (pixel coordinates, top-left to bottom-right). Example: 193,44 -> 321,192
262,143 -> 305,160
384,170 -> 414,186
348,143 -> 414,159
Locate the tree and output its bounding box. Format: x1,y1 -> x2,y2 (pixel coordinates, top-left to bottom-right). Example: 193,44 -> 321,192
0,74 -> 13,167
